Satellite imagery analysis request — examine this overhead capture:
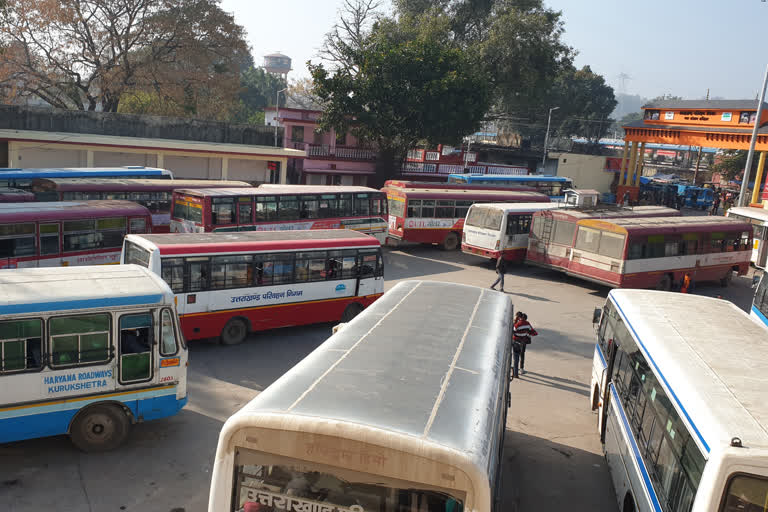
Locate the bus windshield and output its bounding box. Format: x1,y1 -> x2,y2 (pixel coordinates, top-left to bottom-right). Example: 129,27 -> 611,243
234,449 -> 464,512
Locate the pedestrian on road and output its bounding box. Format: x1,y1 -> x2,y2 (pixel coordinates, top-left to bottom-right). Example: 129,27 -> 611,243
680,272 -> 692,294
490,256 -> 506,292
512,312 -> 537,378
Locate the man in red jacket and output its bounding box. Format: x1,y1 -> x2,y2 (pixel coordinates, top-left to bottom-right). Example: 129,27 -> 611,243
512,312 -> 537,377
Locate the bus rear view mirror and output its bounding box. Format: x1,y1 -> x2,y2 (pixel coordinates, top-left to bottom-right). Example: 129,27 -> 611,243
592,307 -> 602,325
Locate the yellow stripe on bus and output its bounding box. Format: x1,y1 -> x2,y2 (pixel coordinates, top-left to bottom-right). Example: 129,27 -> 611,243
577,219 -> 629,235
0,385 -> 176,413
180,294 -> 384,318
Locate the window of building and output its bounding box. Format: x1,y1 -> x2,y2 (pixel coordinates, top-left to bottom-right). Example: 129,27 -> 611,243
291,125 -> 305,142
335,131 -> 346,145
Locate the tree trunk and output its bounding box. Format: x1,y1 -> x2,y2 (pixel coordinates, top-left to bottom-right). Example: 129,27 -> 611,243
372,144 -> 405,188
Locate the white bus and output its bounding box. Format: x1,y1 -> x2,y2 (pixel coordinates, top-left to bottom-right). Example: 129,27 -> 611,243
590,289 -> 768,512
726,206 -> 768,268
121,230 -> 384,345
462,202 -> 566,262
208,280 -> 513,512
0,265 -> 187,451
753,272 -> 768,329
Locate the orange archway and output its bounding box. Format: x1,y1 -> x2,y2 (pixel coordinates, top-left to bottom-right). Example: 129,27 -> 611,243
620,99 -> 768,208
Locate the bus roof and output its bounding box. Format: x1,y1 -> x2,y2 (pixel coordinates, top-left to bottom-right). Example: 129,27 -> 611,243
386,187 -> 550,202
226,280 -> 512,473
448,174 -> 571,182
579,215 -> 752,236
383,180 -> 537,192
32,178 -> 249,191
0,264 -> 173,317
175,186 -> 382,197
0,166 -> 171,178
609,289 -> 768,452
543,205 -> 680,221
728,206 -> 768,224
0,200 -> 151,222
468,202 -> 567,213
125,230 -> 380,254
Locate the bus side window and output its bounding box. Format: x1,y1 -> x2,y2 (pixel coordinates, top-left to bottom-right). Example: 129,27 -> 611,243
341,250 -> 357,279
318,194 -> 337,218
186,258 -> 210,292
50,313 -> 110,367
159,309 -> 178,356
119,313 -> 152,383
358,250 -> 377,278
326,250 -> 342,280
0,319 -> 43,372
407,200 -> 422,218
39,223 -> 60,256
0,223 -> 36,259
255,197 -> 278,221
338,194 -> 353,217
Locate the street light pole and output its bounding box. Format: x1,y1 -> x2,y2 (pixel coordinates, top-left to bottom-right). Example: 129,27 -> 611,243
542,106 -> 560,171
739,63 -> 768,207
274,88 -> 288,147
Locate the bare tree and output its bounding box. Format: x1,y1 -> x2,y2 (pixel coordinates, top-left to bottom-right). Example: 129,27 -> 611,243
317,0 -> 382,74
0,0 -> 249,115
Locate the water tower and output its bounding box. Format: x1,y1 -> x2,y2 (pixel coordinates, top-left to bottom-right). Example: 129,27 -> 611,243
263,52 -> 292,79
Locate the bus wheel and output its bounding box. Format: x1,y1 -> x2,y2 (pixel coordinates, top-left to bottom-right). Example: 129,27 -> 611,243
70,404 -> 130,452
720,270 -> 734,287
221,318 -> 248,345
341,303 -> 364,322
441,232 -> 459,251
656,274 -> 672,291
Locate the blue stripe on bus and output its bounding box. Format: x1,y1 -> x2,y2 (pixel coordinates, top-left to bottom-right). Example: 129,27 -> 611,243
753,304 -> 768,328
610,385 -> 664,512
0,391 -> 186,444
612,298 -> 711,454
596,344 -> 607,368
0,294 -> 164,316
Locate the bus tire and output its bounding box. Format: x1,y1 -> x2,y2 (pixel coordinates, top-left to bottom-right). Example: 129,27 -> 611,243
623,493 -> 636,512
69,404 -> 131,452
656,274 -> 672,291
220,318 -> 249,345
441,232 -> 459,251
720,269 -> 734,287
341,302 -> 364,323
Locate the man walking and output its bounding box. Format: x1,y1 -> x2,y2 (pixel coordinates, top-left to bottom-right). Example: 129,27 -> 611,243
490,256 -> 506,292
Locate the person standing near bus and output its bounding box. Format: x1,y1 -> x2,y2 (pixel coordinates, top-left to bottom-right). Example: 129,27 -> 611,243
681,272 -> 692,294
512,312 -> 537,377
490,256 -> 506,292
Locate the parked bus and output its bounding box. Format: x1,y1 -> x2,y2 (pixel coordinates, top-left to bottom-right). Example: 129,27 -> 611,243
30,178 -> 249,232
447,174 -> 574,200
726,206 -> 768,268
121,230 -> 384,345
1,200 -> 152,269
753,272 -> 768,328
383,179 -> 537,192
0,166 -> 173,190
462,202 -> 568,262
208,280 -> 513,512
170,185 -> 388,243
384,184 -> 549,250
0,264 -> 187,451
0,187 -> 34,202
590,289 -> 768,512
525,206 -> 681,275
529,216 -> 752,290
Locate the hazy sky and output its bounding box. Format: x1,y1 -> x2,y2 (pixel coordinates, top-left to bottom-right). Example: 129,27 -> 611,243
221,0 -> 767,100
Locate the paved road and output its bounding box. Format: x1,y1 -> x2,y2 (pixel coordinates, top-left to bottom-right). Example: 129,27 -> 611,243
0,247 -> 758,512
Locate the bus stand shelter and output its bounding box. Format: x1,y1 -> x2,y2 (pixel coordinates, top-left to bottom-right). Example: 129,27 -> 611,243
620,100 -> 768,208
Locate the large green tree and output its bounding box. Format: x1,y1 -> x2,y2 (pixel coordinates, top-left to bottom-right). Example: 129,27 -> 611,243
552,65 -> 617,143
310,16 -> 491,185
231,67 -> 287,125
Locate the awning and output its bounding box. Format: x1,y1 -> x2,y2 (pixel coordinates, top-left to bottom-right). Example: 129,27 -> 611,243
302,168 -> 376,175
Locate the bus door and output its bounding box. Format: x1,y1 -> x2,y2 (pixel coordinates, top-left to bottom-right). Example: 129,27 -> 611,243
39,223 -> 61,267
155,308 -> 186,394
117,311 -> 156,388
237,197 -> 253,230
355,249 -> 383,297
600,338 -> 620,443
182,257 -> 210,314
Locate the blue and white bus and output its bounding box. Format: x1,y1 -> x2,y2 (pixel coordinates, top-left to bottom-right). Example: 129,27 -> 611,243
447,174 -> 574,200
0,265 -> 187,451
0,166 -> 173,190
591,290 -> 768,512
753,272 -> 768,328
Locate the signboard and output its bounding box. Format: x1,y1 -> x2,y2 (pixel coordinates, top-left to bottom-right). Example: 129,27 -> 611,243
721,112 -> 733,122
664,111 -> 675,120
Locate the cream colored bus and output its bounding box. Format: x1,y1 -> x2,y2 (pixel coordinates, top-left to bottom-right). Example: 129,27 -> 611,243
208,280 -> 514,512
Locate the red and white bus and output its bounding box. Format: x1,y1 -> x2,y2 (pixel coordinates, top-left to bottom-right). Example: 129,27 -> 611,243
30,178 -> 250,232
461,202 -> 569,262
525,205 -> 680,271
0,187 -> 34,202
121,231 -> 384,344
528,216 -> 752,289
1,200 -> 152,269
382,179 -> 537,192
383,184 -> 549,250
170,185 -> 388,243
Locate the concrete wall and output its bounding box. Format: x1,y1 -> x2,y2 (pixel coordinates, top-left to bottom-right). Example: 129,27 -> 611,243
228,159 -> 268,182
164,155 -> 222,180
550,152 -> 613,193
